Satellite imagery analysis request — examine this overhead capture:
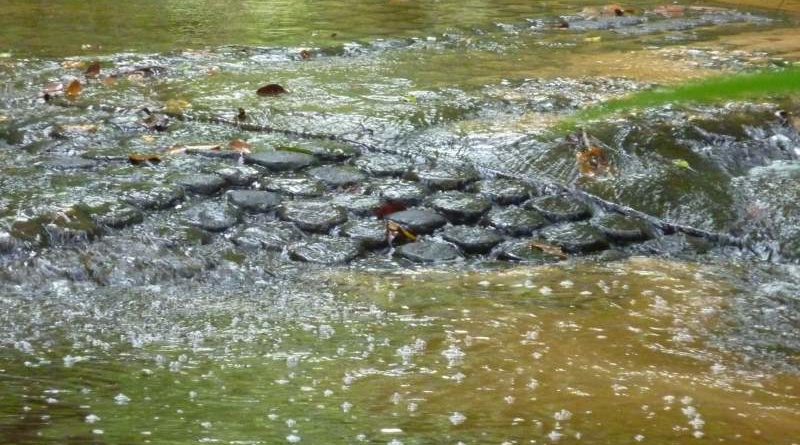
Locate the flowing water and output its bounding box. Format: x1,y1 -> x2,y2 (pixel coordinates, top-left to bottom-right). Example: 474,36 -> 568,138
1,1 -> 800,444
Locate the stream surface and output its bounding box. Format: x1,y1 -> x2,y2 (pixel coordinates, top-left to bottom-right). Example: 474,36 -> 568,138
1,1 -> 800,444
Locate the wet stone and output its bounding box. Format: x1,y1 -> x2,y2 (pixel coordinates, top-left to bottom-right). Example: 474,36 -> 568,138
0,230 -> 15,253
37,156 -> 96,170
309,165 -> 366,189
262,177 -> 324,197
215,165 -> 262,186
90,203 -> 144,229
386,209 -> 447,235
475,178 -> 534,205
441,226 -> 504,254
538,221 -> 609,254
226,190 -> 282,213
486,206 -> 550,236
231,222 -> 302,251
332,194 -> 383,216
430,191 -> 491,224
591,213 -> 651,243
244,150 -> 315,171
124,186 -> 185,210
288,236 -> 362,264
415,166 -> 479,191
278,200 -> 347,233
176,173 -> 226,195
372,179 -> 426,205
183,201 -> 241,232
355,154 -> 413,177
287,144 -> 357,162
340,219 -> 387,249
526,195 -> 592,222
395,240 -> 462,263
496,239 -> 565,264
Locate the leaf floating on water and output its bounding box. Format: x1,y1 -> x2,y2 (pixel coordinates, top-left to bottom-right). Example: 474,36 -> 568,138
672,159 -> 691,169
65,79 -> 82,98
257,84 -> 288,97
228,139 -> 252,154
529,242 -> 567,259
300,50 -> 312,60
128,154 -> 162,165
85,61 -> 101,78
386,221 -> 417,244
576,146 -> 612,178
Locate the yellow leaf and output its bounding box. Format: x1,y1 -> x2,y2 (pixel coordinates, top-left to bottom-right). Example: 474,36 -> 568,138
65,79 -> 82,98
128,154 -> 162,165
529,242 -> 567,259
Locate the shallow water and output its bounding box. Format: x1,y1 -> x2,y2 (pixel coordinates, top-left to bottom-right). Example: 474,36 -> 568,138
1,1 -> 800,444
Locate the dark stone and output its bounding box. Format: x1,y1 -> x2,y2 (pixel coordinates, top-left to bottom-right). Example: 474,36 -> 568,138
0,230 -> 15,253
278,200 -> 348,233
38,156 -> 96,170
309,165 -> 366,188
91,203 -> 144,229
395,241 -> 461,263
415,166 -> 479,191
226,190 -> 282,213
475,179 -> 534,205
232,222 -> 302,251
526,195 -> 592,222
496,239 -> 564,264
372,179 -> 427,205
441,226 -> 504,254
124,186 -> 185,210
486,206 -> 550,236
591,213 -> 651,243
288,236 -> 362,264
177,174 -> 226,195
332,194 -> 383,216
215,165 -> 262,186
538,222 -> 609,254
245,150 -> 315,171
341,219 -> 387,249
386,209 -> 447,235
430,191 -> 491,224
355,154 -> 413,177
183,202 -> 241,232
262,177 -> 324,197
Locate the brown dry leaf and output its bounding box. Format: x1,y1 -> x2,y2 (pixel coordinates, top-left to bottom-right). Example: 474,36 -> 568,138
165,99 -> 191,115
386,221 -> 417,243
603,3 -> 625,16
61,60 -> 86,70
65,79 -> 82,98
529,242 -> 567,259
300,50 -> 312,60
128,154 -> 162,165
576,146 -> 612,177
85,61 -> 101,78
257,83 -> 288,97
228,139 -> 252,154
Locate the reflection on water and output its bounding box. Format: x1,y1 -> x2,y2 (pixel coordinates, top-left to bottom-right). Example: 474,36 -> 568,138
1,259 -> 798,444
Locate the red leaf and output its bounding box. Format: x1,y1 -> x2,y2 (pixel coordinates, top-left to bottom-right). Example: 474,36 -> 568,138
375,202 -> 407,219
256,84 -> 288,97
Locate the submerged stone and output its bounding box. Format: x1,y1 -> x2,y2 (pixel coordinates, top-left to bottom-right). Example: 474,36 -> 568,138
0,230 -> 15,253
263,177 -> 324,197
396,240 -> 461,263
87,202 -> 144,229
245,150 -> 315,171
215,165 -> 262,186
226,190 -> 282,213
38,156 -> 96,170
288,236 -> 362,264
496,239 -> 565,263
124,186 -> 185,210
372,179 -> 427,205
183,201 -> 241,232
538,221 -> 609,254
526,195 -> 592,222
441,225 -> 504,254
340,219 -> 387,249
591,213 -> 651,243
486,206 -> 550,236
278,200 -> 348,233
430,191 -> 492,224
415,166 -> 479,191
231,222 -> 302,251
309,165 -> 366,188
475,179 -> 534,205
176,173 -> 226,195
386,209 -> 447,235
355,154 -> 413,177
332,194 -> 383,216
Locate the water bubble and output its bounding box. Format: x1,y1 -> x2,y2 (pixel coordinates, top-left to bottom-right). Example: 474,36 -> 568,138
387,439 -> 403,445
318,324 -> 335,340
449,412 -> 466,425
85,414 -> 100,424
341,401 -> 353,413
539,286 -> 553,296
504,396 -> 515,404
63,355 -> 85,367
554,409 -> 572,421
286,355 -> 300,368
407,402 -> 418,412
92,429 -> 104,435
441,345 -> 465,367
286,419 -> 296,428
286,434 -> 301,443
390,393 -> 402,405
547,430 -> 563,442
559,280 -> 574,289
323,389 -> 334,397
634,434 -> 645,442
527,378 -> 540,390
114,393 -> 131,405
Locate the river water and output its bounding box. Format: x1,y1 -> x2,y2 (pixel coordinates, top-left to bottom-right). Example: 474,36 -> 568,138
1,1 -> 799,444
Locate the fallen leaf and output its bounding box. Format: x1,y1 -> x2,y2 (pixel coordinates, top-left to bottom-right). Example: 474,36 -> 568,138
375,202 -> 407,219
165,99 -> 191,114
128,154 -> 162,165
85,61 -> 101,78
672,159 -> 691,169
529,242 -> 567,259
583,36 -> 602,43
257,84 -> 288,97
228,139 -> 252,154
65,79 -> 82,98
61,60 -> 86,70
576,146 -> 612,177
300,49 -> 312,60
386,221 -> 416,244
